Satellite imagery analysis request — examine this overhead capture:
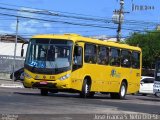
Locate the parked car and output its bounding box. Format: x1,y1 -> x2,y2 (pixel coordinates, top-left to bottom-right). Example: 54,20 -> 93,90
10,68 -> 24,81
139,76 -> 155,96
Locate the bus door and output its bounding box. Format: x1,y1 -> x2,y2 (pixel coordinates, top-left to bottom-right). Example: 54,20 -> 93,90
71,43 -> 84,91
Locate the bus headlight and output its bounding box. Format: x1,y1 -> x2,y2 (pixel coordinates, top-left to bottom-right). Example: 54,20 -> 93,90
59,74 -> 70,80
24,72 -> 32,79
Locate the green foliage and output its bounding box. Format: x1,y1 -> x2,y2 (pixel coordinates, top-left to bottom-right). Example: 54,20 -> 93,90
125,30 -> 160,69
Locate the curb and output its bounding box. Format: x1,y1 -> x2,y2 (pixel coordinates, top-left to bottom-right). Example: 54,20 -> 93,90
0,83 -> 24,88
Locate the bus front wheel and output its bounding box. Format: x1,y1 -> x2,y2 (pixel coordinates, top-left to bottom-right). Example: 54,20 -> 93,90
80,79 -> 93,98
40,89 -> 48,96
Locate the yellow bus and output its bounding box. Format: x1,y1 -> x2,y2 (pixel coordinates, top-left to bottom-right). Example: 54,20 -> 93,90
22,33 -> 142,99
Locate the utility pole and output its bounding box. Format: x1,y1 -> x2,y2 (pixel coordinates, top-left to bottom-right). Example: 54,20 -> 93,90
12,17 -> 19,81
117,0 -> 124,42
112,0 -> 125,42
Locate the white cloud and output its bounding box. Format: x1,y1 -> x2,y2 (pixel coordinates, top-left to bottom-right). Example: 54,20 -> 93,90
10,20 -> 53,34
11,20 -> 38,33
9,7 -> 53,35
43,23 -> 51,27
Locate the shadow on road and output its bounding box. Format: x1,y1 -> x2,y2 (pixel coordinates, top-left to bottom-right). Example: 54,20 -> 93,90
12,92 -> 160,115
137,98 -> 160,102
14,91 -> 130,100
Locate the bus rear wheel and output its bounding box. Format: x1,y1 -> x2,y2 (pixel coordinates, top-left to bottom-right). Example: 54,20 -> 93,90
110,82 -> 127,99
40,89 -> 48,96
49,89 -> 58,93
80,79 -> 93,98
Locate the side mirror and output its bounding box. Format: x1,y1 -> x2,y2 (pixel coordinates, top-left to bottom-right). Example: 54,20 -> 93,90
21,48 -> 24,57
21,41 -> 29,57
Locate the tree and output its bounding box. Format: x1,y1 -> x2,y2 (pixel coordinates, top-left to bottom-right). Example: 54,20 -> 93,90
125,31 -> 160,69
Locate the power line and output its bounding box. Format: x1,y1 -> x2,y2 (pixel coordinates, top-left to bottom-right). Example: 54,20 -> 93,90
0,6 -> 112,24
0,12 -> 145,32
0,6 -> 157,34
0,12 -> 121,30
0,3 -> 158,36
0,3 -> 159,27
0,2 -> 110,19
0,6 -> 150,32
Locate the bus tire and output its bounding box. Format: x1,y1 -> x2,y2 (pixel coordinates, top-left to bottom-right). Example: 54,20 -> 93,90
80,79 -> 92,98
89,92 -> 95,98
110,82 -> 127,99
49,89 -> 58,93
118,82 -> 127,99
40,89 -> 48,96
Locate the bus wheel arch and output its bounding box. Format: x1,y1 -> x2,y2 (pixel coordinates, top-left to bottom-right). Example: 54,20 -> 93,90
80,76 -> 94,98
110,79 -> 128,99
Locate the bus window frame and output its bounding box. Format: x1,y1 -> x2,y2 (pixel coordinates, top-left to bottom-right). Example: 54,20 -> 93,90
121,49 -> 131,68
84,43 -> 97,64
131,51 -> 140,69
97,45 -> 109,65
109,47 -> 121,67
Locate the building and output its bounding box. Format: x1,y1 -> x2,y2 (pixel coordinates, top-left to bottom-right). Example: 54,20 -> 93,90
0,34 -> 28,76
0,34 -> 28,56
0,34 -> 27,43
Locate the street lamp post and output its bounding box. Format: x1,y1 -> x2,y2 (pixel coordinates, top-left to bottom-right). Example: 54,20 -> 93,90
12,17 -> 19,81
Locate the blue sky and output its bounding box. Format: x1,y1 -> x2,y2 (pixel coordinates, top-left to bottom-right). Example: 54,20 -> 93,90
0,0 -> 159,39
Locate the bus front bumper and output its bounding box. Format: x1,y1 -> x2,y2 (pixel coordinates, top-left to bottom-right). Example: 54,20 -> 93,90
32,82 -> 57,89
23,78 -> 70,89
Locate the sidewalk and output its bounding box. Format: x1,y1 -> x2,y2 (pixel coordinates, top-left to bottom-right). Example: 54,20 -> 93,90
0,79 -> 24,88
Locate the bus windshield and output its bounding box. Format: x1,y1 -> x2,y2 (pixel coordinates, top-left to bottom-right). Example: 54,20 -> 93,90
25,38 -> 73,74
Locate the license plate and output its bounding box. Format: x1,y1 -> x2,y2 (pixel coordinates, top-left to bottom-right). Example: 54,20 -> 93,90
40,81 -> 48,85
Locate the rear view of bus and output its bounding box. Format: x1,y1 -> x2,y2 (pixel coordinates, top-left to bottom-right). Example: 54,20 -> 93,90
154,61 -> 160,96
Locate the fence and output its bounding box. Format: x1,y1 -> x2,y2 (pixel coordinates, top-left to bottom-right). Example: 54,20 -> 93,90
0,55 -> 25,79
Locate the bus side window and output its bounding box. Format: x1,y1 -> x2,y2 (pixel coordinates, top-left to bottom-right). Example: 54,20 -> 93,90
109,48 -> 120,66
132,51 -> 140,69
98,46 -> 109,65
84,43 -> 97,64
73,46 -> 83,66
121,50 -> 131,68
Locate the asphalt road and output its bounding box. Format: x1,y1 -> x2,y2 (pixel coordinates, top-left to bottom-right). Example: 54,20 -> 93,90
0,87 -> 159,120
